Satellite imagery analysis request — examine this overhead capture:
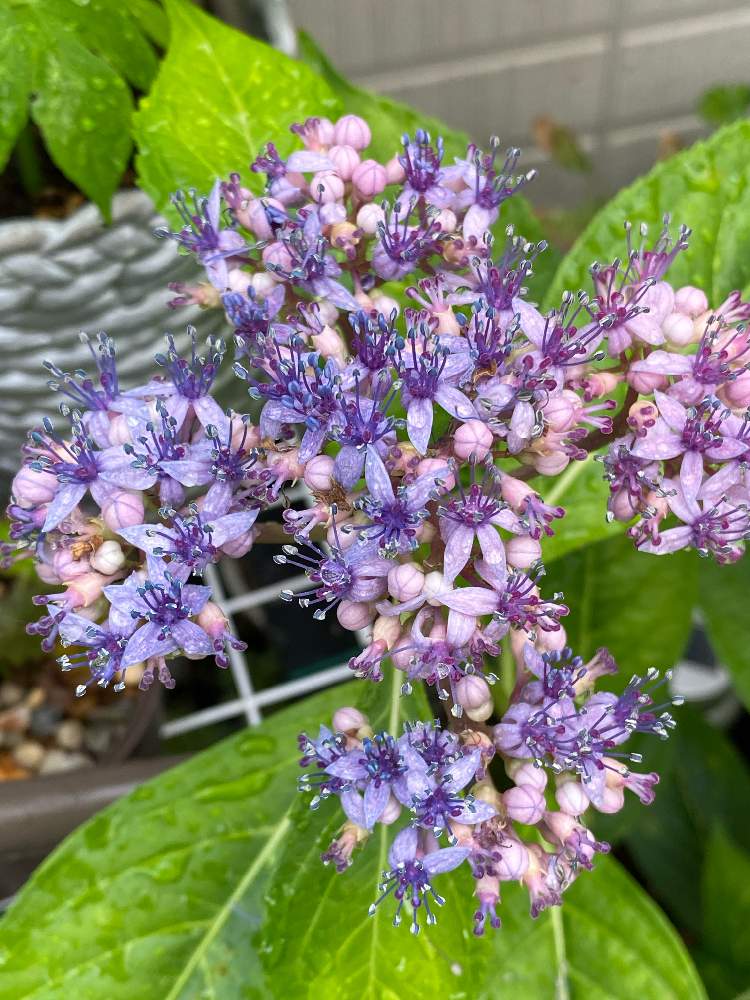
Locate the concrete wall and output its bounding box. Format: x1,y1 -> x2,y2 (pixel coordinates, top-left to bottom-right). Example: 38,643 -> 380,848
284,0 -> 750,208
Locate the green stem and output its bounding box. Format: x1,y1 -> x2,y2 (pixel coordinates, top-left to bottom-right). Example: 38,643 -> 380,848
13,124 -> 45,200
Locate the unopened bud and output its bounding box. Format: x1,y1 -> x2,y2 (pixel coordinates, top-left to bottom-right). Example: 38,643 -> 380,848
102,491 -> 144,531
311,170 -> 345,204
333,114 -> 371,151
505,535 -> 541,569
304,454 -> 335,492
356,202 -> 385,234
332,706 -> 368,733
555,778 -> 590,816
327,143 -> 360,179
387,562 -> 424,602
453,419 -> 494,461
352,159 -> 387,198
90,540 -> 125,575
11,466 -> 57,507
504,784 -> 545,825
337,600 -> 374,631
674,285 -> 708,318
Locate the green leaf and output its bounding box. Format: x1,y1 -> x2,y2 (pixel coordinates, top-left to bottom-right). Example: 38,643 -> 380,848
544,533 -> 697,681
261,672 -> 499,998
544,120 -> 750,310
599,709 -> 750,936
538,454 -> 621,564
698,84 -> 750,127
133,0 -> 340,215
128,0 -> 170,49
0,7 -> 31,172
482,857 -> 706,1000
29,30 -> 133,217
700,554 -> 750,711
697,828 -> 750,999
0,679 -> 354,999
297,30 -> 562,298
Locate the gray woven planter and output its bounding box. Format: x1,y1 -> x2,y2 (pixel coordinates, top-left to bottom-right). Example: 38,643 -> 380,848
0,190 -> 239,478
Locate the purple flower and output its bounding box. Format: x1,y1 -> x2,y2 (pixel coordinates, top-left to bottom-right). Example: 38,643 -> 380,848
438,462 -> 522,582
57,609 -> 137,695
395,320 -> 476,454
397,130 -> 455,208
373,201 -> 444,281
118,506 -> 259,575
26,417 -> 141,533
324,732 -> 423,828
409,747 -> 496,835
331,373 -> 397,489
275,521 -> 390,620
450,141 -> 536,241
126,330 -> 229,435
357,449 -> 449,554
298,725 -> 351,807
157,182 -> 248,289
119,404 -> 190,507
369,826 -> 469,933
222,285 -> 286,358
637,470 -> 750,560
269,209 -> 359,310
104,564 -> 214,669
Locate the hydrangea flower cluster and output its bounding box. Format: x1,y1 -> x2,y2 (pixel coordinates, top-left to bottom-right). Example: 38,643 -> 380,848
7,110 -> 737,935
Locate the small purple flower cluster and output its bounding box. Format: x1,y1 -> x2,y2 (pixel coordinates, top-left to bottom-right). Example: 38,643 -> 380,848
8,111 -> 729,938
7,330 -> 297,693
299,641 -> 679,935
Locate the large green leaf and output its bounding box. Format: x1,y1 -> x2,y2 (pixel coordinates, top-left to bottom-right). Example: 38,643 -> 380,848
538,454 -> 621,564
0,665 -> 705,999
0,679 -> 354,1000
597,710 -> 750,936
544,120 -> 750,309
296,30 -> 562,298
0,7 -> 32,172
28,29 -> 133,218
699,557 -> 750,711
133,0 -> 340,215
544,533 -> 697,682
696,828 -> 750,1000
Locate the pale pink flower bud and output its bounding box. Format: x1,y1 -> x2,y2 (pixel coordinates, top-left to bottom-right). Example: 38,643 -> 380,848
387,561 -> 425,602
424,570 -> 446,606
674,285 -> 708,318
102,491 -> 144,531
391,638 -> 414,670
594,785 -> 625,814
500,475 -> 534,510
52,548 -> 90,580
242,197 -> 284,239
337,600 -> 375,631
453,419 -> 494,460
356,202 -> 385,234
333,114 -> 371,150
11,466 -> 57,507
220,529 -> 255,558
504,785 -> 545,825
535,623 -> 567,652
352,159 -> 387,198
312,325 -> 347,365
107,414 -> 134,446
543,391 -> 577,432
68,572 -> 110,608
36,563 -> 61,585
496,838 -> 530,881
415,457 -> 454,489
250,271 -> 280,297
380,794 -> 402,825
435,208 -> 457,233
304,454 -> 335,492
332,706 -> 368,733
90,540 -> 125,575
662,311 -> 696,347
555,778 -> 590,816
226,268 -> 252,295
369,291 -> 400,317
434,307 -> 462,336
533,451 -> 569,476
385,155 -> 406,184
327,144 -> 360,180
505,535 -> 541,569
196,601 -> 229,637
471,780 -> 502,811
311,170 -> 345,204
262,241 -> 294,272
506,760 -> 547,791
627,367 -> 668,394
455,674 -> 491,711
372,615 -> 401,648
582,371 -> 621,399
319,202 -> 347,226
611,487 -> 640,522
724,369 -> 750,408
